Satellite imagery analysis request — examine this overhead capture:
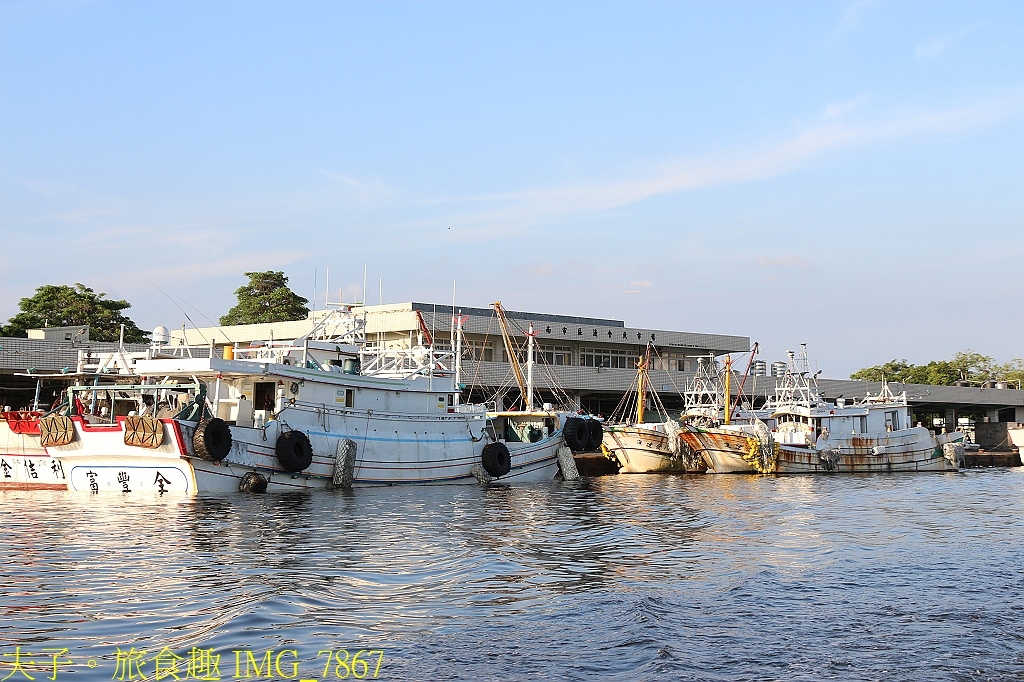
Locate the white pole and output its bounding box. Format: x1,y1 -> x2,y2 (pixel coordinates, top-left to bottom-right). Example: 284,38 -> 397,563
454,310 -> 463,406
526,322 -> 535,410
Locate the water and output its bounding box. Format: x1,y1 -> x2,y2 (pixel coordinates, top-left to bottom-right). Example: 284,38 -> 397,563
4,469 -> 1024,681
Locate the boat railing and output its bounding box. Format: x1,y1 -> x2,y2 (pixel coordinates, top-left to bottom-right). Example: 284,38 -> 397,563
359,345 -> 456,379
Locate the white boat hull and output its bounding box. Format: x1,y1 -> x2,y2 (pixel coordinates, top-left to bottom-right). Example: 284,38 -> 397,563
2,412 -> 562,494
602,426 -> 700,473
775,427 -> 961,474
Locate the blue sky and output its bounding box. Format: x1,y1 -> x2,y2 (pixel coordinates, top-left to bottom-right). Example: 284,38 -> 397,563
1,0 -> 1022,377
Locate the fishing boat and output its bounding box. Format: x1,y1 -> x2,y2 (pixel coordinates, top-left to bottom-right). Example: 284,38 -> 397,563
0,305 -> 577,493
678,349 -> 777,474
766,346 -> 964,474
600,343 -> 704,473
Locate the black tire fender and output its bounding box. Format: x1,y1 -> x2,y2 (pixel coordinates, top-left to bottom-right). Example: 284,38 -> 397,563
562,417 -> 589,452
276,430 -> 313,472
481,442 -> 512,478
585,419 -> 603,451
193,418 -> 232,462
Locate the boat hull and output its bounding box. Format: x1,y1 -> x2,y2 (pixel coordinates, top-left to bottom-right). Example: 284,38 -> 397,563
2,410 -> 563,494
681,427 -> 760,474
775,427 -> 960,474
602,426 -> 702,473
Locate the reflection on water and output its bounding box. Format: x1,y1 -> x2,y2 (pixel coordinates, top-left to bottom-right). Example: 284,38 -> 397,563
4,470 -> 1024,680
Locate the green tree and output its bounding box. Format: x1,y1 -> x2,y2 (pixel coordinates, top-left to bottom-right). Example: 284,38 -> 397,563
849,359 -> 917,383
849,350 -> 998,386
948,351 -> 995,383
0,283 -> 150,343
219,271 -> 309,325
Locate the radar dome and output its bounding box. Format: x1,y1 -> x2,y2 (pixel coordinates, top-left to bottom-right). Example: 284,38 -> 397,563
152,325 -> 171,344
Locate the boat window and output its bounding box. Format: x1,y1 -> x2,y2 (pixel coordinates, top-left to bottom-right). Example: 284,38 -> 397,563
885,411 -> 899,431
346,389 -> 355,408
858,416 -> 867,433
254,382 -> 276,412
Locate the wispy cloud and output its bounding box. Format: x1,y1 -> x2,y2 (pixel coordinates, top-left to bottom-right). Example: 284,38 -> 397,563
914,24 -> 984,61
757,255 -> 811,270
833,0 -> 877,37
629,280 -> 653,287
426,94 -> 1021,239
824,93 -> 874,119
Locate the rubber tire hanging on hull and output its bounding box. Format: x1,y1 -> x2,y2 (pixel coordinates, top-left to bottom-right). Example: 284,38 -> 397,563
585,419 -> 603,451
238,471 -> 268,493
481,442 -> 512,478
562,417 -> 589,452
193,418 -> 232,462
276,430 -> 313,472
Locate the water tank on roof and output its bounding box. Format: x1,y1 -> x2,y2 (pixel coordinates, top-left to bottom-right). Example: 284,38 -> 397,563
152,326 -> 170,344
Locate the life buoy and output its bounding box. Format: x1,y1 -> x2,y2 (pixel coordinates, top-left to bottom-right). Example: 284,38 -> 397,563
562,417 -> 589,452
585,419 -> 603,451
193,418 -> 232,461
276,430 -> 313,472
481,442 -> 511,477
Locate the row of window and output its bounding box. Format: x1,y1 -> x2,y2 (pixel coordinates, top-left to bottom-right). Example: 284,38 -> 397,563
453,342 -> 699,371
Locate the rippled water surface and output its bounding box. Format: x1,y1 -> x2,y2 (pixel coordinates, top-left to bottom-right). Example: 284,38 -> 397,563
4,469 -> 1024,680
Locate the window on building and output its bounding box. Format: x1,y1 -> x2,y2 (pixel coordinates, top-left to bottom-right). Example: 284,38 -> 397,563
580,347 -> 636,369
541,345 -> 572,366
462,341 -> 494,362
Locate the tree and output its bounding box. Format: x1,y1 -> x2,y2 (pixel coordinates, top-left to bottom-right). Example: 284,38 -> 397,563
219,271 -> 309,325
849,359 -> 917,383
1,283 -> 150,343
849,350 -> 997,386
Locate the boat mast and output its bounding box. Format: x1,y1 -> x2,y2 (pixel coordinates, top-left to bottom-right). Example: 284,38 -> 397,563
724,355 -> 732,425
636,345 -> 650,424
526,322 -> 535,410
454,310 -> 464,406
493,302 -> 529,409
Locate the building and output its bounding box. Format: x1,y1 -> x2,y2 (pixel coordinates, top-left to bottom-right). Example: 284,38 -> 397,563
170,302 -> 751,416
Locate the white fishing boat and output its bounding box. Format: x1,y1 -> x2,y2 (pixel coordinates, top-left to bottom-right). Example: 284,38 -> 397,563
767,346 -> 964,474
600,343 -> 703,473
0,305 -> 577,493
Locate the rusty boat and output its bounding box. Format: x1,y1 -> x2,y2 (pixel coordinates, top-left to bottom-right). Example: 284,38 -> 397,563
767,346 -> 965,474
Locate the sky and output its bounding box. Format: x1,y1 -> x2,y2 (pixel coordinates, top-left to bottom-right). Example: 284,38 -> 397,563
1,0 -> 1022,378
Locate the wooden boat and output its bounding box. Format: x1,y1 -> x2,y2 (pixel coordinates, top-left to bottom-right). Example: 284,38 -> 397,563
678,349 -> 776,473
601,343 -> 704,473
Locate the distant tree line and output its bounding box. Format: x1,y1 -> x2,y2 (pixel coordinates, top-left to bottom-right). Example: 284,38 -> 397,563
1,272 -> 309,342
850,351 -> 1024,387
